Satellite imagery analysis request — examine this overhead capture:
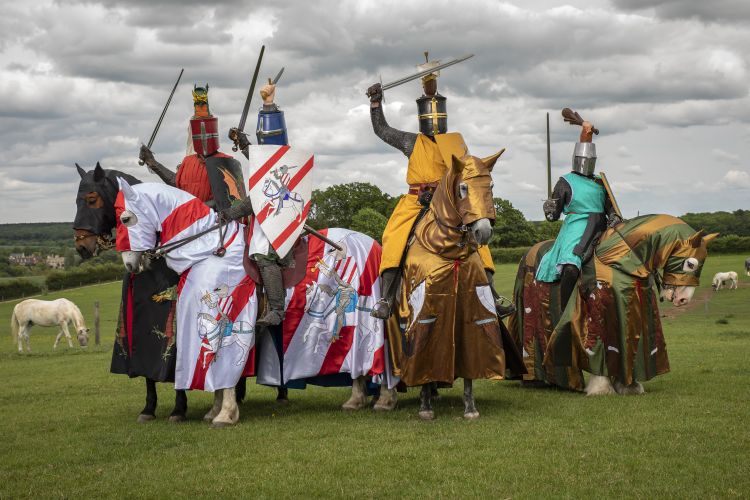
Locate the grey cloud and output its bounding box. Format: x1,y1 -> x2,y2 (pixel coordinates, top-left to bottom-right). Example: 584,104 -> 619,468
611,0 -> 750,24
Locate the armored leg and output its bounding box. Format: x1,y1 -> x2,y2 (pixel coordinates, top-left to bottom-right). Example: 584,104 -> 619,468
370,268 -> 400,320
256,259 -> 286,327
560,264 -> 580,312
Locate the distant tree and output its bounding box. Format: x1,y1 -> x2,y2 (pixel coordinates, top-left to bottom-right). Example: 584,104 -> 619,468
491,198 -> 538,248
308,182 -> 394,230
350,208 -> 388,243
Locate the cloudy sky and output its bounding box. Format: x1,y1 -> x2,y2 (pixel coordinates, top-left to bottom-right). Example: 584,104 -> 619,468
0,0 -> 748,224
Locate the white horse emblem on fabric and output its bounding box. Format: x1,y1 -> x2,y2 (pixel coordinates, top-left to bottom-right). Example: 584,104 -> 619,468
197,286 -> 255,367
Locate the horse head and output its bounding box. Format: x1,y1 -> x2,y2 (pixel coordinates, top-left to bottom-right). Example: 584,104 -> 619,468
115,178 -> 159,274
597,215 -> 718,307
443,150 -> 504,246
658,229 -> 718,306
73,162 -> 141,259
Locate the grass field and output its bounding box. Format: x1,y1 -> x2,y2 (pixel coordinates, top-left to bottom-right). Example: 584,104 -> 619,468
0,255 -> 748,498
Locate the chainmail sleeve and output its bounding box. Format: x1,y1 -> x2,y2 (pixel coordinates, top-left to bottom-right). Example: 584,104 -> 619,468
544,177 -> 572,221
370,104 -> 418,158
148,161 -> 177,187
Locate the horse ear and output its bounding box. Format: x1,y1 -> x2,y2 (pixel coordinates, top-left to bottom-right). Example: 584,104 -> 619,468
93,162 -> 105,182
451,155 -> 465,175
702,232 -> 720,245
689,229 -> 705,247
75,163 -> 86,179
481,148 -> 505,172
118,177 -> 137,200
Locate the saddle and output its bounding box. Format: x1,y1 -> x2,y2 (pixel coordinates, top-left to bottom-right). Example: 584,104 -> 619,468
242,234 -> 309,289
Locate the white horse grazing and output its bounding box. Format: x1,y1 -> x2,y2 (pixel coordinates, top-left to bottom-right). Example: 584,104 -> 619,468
11,298 -> 89,352
712,271 -> 738,290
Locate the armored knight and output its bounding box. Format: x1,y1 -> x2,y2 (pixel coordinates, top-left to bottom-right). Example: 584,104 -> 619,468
139,85 -> 245,212
366,55 -> 499,320
535,120 -> 621,310
224,80 -> 292,327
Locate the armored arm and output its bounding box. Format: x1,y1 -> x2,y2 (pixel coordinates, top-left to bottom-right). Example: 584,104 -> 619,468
543,178 -> 571,221
604,195 -> 623,227
219,196 -> 254,222
367,83 -> 418,157
139,145 -> 177,186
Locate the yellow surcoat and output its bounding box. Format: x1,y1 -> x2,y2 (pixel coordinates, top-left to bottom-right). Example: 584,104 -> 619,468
380,132 -> 494,273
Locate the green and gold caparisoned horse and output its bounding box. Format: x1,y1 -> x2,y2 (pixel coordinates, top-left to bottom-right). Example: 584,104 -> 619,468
508,214 -> 717,395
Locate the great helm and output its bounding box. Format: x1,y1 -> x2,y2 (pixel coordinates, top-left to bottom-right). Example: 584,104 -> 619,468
189,85 -> 219,156
415,53 -> 447,136
572,142 -> 597,177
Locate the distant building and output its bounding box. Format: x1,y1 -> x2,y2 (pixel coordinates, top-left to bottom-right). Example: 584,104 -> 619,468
46,255 -> 65,269
8,253 -> 42,266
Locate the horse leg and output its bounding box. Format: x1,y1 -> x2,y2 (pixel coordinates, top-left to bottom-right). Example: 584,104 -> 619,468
235,377 -> 247,404
276,386 -> 289,403
61,322 -> 74,349
204,390 -> 224,422
430,382 -> 441,401
211,387 -> 239,428
342,376 -> 368,411
17,323 -> 27,353
373,379 -> 398,411
137,378 -> 158,423
168,389 -> 188,422
23,327 -> 31,353
585,375 -> 615,396
418,384 -> 435,420
53,328 -> 64,350
463,379 -> 479,420
613,379 -> 645,395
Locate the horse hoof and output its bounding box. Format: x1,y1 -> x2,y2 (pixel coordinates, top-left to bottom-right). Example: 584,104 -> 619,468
463,411 -> 480,420
418,410 -> 435,421
276,397 -> 289,405
373,402 -> 396,412
168,414 -> 186,423
137,414 -> 156,424
342,399 -> 367,411
210,421 -> 233,429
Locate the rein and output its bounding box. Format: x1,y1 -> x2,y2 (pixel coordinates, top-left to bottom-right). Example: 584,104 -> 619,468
145,220 -> 229,259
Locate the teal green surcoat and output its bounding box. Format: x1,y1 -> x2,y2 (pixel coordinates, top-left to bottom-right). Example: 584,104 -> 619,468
536,172 -> 605,282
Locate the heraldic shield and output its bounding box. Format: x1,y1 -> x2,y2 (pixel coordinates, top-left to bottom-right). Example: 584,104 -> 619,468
246,145 -> 313,259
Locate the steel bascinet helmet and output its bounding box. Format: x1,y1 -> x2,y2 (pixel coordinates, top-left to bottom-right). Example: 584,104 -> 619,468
190,84 -> 219,156
572,142 -> 597,177
416,53 -> 447,136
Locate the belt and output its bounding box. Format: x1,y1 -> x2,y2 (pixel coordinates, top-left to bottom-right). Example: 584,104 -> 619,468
407,182 -> 438,196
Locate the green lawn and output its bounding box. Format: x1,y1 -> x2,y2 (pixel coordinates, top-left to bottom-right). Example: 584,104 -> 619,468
0,255 -> 748,498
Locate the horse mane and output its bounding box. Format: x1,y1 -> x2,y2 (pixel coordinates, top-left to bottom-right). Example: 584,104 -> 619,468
105,169 -> 141,186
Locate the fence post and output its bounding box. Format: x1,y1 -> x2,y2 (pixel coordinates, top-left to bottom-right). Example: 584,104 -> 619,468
94,301 -> 100,346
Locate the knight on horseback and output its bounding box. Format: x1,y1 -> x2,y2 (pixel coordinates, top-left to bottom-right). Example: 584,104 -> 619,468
365,53 -> 508,320
138,84 -> 245,213
535,112 -> 622,311
222,77 -> 295,327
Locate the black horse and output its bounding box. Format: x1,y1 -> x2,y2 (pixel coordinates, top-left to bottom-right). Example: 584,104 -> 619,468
74,163 -> 192,422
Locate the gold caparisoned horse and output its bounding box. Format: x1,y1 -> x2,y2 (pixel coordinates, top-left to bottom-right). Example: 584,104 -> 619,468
386,150 -> 517,420
508,214 -> 717,395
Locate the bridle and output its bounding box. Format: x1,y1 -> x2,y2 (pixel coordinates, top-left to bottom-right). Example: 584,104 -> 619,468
73,232 -> 115,251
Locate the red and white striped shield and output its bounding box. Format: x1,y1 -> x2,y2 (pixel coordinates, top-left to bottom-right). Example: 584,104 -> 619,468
246,145 -> 314,258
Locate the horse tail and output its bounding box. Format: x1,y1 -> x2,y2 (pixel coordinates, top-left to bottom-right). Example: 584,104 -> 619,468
10,306 -> 19,343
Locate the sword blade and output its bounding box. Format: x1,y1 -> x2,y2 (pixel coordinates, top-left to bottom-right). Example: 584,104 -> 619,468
381,54 -> 474,91
238,45 -> 265,133
147,68 -> 184,149
272,67 -> 285,85
303,224 -> 343,251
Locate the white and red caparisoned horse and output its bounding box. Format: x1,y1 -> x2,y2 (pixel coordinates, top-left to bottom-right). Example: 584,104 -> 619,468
11,298 -> 89,352
115,180 -> 393,427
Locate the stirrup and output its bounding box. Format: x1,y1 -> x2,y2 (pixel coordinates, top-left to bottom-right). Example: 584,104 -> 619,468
370,299 -> 391,320
495,296 -> 516,319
